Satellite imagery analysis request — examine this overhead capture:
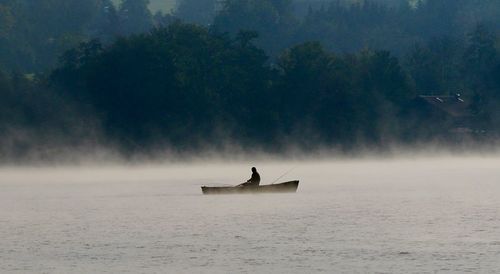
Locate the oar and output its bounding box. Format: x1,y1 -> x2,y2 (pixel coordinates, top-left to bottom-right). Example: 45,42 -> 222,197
269,166 -> 297,185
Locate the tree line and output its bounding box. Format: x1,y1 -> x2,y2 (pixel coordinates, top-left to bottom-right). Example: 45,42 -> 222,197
0,0 -> 156,72
2,0 -> 499,72
0,0 -> 499,160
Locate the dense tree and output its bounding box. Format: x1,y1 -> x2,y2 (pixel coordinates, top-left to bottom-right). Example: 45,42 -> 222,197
405,37 -> 464,93
0,69 -> 97,161
0,3 -> 14,38
0,0 -> 159,72
213,0 -> 298,56
49,26 -> 421,150
462,25 -> 500,131
1,0 -> 499,72
463,25 -> 498,93
175,0 -> 217,25
89,0 -> 120,43
118,0 -> 153,35
51,23 -> 273,148
275,42 -> 358,144
0,0 -> 101,71
1,0 -> 500,159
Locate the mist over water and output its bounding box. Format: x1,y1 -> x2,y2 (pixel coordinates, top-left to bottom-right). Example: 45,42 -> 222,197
2,156 -> 500,272
1,0 -> 498,271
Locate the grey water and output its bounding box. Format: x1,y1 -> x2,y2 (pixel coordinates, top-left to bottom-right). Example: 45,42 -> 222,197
1,156 -> 500,273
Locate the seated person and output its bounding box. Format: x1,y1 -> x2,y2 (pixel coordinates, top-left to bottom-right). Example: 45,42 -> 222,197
238,167 -> 260,187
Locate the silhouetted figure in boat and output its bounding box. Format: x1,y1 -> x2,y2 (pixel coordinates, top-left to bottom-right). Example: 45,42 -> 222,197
238,167 -> 260,187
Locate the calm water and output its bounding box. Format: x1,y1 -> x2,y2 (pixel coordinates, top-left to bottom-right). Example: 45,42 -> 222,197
1,157 -> 500,273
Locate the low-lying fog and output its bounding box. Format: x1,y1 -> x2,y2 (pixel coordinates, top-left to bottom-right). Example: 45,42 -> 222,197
1,155 -> 500,273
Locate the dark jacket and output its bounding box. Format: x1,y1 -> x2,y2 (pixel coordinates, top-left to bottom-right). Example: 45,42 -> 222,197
244,171 -> 260,186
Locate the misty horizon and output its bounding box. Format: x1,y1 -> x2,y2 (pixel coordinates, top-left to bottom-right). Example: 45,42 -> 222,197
2,1 -> 500,272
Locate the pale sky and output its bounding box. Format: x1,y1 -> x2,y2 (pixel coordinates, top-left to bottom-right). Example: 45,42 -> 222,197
111,0 -> 176,13
149,0 -> 176,12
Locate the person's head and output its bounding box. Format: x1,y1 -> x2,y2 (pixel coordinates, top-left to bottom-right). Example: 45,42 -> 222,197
251,167 -> 257,173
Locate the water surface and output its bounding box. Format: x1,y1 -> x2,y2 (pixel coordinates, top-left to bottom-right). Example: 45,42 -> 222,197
1,157 -> 500,273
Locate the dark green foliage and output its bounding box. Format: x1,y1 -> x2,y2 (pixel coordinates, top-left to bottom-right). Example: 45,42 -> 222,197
51,23 -> 273,148
0,69 -> 95,161
213,0 -> 298,56
274,43 -> 411,145
175,0 -> 217,25
0,0 -> 100,71
89,0 -> 121,43
1,1 -> 500,158
405,37 -> 464,93
463,25 -> 500,131
2,0 -> 499,72
209,0 -> 500,57
118,0 -> 153,35
0,0 -> 156,72
276,42 -> 354,142
463,24 -> 498,93
48,23 -> 422,150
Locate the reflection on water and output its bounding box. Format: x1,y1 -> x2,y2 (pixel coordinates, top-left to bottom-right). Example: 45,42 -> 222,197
1,156 -> 500,273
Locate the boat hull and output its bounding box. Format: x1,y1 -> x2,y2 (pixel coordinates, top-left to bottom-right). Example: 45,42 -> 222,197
201,180 -> 299,195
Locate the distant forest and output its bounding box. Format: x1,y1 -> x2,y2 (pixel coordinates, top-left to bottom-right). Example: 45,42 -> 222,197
0,0 -> 499,160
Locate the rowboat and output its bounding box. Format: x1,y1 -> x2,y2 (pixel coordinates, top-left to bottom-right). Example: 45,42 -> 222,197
201,180 -> 299,195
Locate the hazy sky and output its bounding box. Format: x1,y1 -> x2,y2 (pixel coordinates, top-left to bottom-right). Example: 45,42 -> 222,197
111,0 -> 176,12
149,0 -> 176,12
